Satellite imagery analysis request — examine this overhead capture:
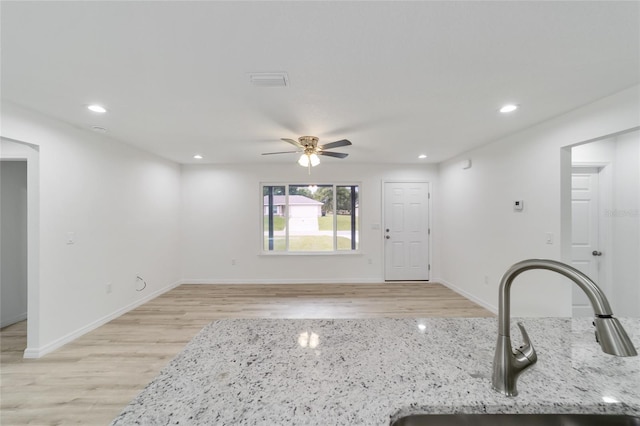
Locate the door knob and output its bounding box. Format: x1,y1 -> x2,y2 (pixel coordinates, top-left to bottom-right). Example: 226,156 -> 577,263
385,235 -> 390,239
592,250 -> 603,256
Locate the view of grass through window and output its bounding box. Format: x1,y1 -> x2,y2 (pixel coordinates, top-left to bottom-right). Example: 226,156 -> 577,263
263,184 -> 359,252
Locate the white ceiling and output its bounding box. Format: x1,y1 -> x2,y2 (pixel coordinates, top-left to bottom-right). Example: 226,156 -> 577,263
2,1 -> 639,165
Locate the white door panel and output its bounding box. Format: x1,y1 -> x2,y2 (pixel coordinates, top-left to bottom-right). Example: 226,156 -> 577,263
571,168 -> 601,317
384,182 -> 429,281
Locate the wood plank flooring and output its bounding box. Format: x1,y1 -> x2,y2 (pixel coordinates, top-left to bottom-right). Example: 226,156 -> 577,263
1,282 -> 493,425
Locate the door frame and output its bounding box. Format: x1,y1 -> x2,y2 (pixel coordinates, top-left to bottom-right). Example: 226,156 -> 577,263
571,162 -> 613,309
381,180 -> 431,281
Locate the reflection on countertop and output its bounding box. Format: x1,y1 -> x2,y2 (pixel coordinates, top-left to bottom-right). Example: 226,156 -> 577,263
111,317 -> 640,426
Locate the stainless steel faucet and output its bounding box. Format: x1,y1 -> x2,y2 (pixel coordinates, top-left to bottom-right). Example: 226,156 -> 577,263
492,259 -> 637,396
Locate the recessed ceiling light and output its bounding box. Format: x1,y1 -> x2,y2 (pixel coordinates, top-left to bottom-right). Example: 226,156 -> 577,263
418,154 -> 428,159
499,104 -> 518,113
87,104 -> 107,113
193,154 -> 203,160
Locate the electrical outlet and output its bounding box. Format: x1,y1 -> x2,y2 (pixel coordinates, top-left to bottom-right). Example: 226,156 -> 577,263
106,282 -> 112,294
368,258 -> 373,265
231,259 -> 237,266
484,275 -> 489,286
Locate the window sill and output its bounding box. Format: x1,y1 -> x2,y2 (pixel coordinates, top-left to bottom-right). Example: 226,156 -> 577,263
259,251 -> 362,256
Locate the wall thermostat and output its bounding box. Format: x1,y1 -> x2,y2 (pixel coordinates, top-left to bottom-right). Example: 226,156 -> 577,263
514,200 -> 524,212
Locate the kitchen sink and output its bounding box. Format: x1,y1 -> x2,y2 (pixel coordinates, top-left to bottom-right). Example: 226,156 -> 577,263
391,414 -> 640,426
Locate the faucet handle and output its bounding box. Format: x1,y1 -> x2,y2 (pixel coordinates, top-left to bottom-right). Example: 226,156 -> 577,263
514,322 -> 538,363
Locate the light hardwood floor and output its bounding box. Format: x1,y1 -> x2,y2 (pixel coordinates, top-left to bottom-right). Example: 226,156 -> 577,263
1,283 -> 492,425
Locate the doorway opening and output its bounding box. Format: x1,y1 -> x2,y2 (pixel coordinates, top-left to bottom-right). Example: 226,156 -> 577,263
1,160 -> 28,328
1,137 -> 40,358
568,129 -> 640,317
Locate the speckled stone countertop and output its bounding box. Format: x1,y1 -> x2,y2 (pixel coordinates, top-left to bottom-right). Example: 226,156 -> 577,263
111,317 -> 640,425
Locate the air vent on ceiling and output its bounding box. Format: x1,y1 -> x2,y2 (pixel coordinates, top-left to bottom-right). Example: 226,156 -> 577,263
248,72 -> 289,87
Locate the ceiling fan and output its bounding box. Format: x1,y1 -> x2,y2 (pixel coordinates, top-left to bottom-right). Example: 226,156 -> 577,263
262,136 -> 352,174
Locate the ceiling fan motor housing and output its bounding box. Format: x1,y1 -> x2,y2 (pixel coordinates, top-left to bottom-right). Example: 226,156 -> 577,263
300,136 -> 319,154
300,136 -> 318,146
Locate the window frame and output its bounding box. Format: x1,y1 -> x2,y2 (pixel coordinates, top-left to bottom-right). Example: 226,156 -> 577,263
260,182 -> 361,255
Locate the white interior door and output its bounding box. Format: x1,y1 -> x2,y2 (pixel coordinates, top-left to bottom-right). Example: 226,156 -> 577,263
571,167 -> 602,317
384,182 -> 429,281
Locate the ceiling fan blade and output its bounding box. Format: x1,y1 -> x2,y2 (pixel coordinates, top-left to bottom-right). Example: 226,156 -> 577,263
319,139 -> 352,150
318,151 -> 348,159
281,138 -> 303,148
262,150 -> 300,155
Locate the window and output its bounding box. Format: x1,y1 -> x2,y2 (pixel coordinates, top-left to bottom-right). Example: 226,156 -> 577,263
262,183 -> 359,253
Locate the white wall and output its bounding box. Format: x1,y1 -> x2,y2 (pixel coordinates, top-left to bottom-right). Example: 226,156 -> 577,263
572,139 -> 615,164
1,161 -> 28,327
180,162 -> 438,283
0,102 -> 183,357
438,85 -> 640,316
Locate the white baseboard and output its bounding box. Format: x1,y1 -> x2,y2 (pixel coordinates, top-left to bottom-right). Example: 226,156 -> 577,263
21,277 -> 493,358
436,277 -> 498,315
180,278 -> 383,285
1,312 -> 27,329
23,279 -> 182,359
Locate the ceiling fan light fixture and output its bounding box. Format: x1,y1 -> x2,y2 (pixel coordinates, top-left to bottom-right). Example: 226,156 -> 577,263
298,153 -> 320,168
298,154 -> 310,167
265,136 -> 348,173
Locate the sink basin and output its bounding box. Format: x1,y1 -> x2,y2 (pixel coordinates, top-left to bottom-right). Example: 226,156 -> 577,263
391,414 -> 640,426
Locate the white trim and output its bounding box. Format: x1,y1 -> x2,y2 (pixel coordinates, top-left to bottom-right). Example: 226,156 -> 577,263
23,279 -> 181,359
438,278 -> 498,315
572,162 -> 609,169
0,312 -> 28,329
180,278 -> 383,285
259,251 -> 362,257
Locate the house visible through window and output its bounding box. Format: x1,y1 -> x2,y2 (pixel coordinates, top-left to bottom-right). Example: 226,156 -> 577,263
262,184 -> 359,253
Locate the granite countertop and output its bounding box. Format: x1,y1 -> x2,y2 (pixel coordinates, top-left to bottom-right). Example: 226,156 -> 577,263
112,317 -> 640,425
